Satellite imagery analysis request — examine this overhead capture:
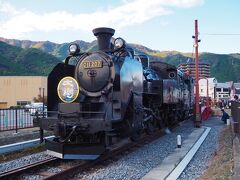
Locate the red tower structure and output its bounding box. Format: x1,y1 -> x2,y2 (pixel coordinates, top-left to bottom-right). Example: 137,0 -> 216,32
192,19 -> 201,127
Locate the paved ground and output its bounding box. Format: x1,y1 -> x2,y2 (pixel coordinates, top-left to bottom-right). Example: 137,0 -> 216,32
212,106 -> 231,116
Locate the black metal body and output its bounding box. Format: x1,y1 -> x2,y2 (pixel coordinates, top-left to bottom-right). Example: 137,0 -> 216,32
34,27 -> 194,159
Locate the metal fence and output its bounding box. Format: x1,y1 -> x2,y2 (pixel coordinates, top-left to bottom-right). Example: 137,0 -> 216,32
0,108 -> 38,132
231,101 -> 240,134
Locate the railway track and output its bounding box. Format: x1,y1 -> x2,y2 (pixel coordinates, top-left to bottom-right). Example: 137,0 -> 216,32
0,156 -> 58,179
0,129 -> 166,180
45,130 -> 166,180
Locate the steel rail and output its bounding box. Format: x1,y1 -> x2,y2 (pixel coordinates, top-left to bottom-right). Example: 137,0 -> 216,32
45,130 -> 166,180
0,121 -> 183,179
0,157 -> 58,179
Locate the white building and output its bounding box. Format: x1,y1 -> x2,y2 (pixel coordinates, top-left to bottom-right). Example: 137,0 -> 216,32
234,83 -> 240,98
215,82 -> 231,102
199,78 -> 217,100
199,78 -> 239,104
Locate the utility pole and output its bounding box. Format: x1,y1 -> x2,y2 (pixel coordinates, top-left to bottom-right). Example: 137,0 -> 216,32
42,88 -> 45,118
206,78 -> 209,108
192,19 -> 201,127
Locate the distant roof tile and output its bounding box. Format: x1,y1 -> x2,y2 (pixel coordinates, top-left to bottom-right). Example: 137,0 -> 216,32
216,83 -> 230,88
234,83 -> 240,89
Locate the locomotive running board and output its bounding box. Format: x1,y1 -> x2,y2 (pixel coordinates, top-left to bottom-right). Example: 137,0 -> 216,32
45,139 -> 105,160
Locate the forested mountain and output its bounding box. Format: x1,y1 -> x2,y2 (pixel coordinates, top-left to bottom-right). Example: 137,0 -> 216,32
0,41 -> 61,75
0,37 -> 239,82
150,52 -> 240,82
0,37 -> 95,60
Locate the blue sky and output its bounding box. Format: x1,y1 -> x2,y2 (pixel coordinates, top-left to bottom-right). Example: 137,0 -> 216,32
0,0 -> 239,54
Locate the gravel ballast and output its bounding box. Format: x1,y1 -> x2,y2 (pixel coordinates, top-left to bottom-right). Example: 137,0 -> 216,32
0,117 -> 224,180
0,151 -> 53,174
77,117 -> 223,180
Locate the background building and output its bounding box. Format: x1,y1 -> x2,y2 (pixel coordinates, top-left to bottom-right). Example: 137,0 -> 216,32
233,83 -> 240,98
215,82 -> 231,102
198,79 -> 240,104
0,76 -> 47,108
178,62 -> 210,80
199,78 -> 217,100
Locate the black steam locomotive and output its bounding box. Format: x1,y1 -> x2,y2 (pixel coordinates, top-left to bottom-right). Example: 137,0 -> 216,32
34,27 -> 194,160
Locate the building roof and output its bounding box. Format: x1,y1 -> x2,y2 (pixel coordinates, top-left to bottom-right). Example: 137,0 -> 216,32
199,78 -> 217,86
178,62 -> 210,66
0,76 -> 47,78
216,83 -> 231,88
234,83 -> 240,89
207,78 -> 217,83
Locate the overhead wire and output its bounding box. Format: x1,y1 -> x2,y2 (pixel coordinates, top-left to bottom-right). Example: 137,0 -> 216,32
202,33 -> 240,36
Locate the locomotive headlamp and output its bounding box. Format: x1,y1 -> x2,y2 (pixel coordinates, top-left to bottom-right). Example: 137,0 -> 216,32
69,43 -> 80,55
114,37 -> 125,49
57,77 -> 80,103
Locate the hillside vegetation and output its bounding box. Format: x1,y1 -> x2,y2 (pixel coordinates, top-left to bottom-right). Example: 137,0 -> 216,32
150,51 -> 240,82
0,37 -> 95,60
0,41 -> 61,75
0,37 -> 240,82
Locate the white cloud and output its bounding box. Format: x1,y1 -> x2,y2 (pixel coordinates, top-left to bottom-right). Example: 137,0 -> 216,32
0,1 -> 20,15
0,0 -> 204,39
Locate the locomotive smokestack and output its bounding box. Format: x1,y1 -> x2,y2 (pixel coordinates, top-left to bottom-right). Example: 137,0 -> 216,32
93,27 -> 115,51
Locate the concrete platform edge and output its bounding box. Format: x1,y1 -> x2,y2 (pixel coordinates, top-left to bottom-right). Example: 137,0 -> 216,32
0,136 -> 54,154
166,127 -> 211,180
141,127 -> 211,180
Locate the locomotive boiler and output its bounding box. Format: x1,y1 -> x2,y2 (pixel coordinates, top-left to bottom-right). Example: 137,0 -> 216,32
34,27 -> 194,160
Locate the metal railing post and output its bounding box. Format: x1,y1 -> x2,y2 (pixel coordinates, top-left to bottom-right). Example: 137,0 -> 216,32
40,128 -> 44,143
43,88 -> 45,118
15,109 -> 18,133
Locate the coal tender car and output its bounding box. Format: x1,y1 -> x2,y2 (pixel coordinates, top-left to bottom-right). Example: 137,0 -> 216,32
34,27 -> 194,160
